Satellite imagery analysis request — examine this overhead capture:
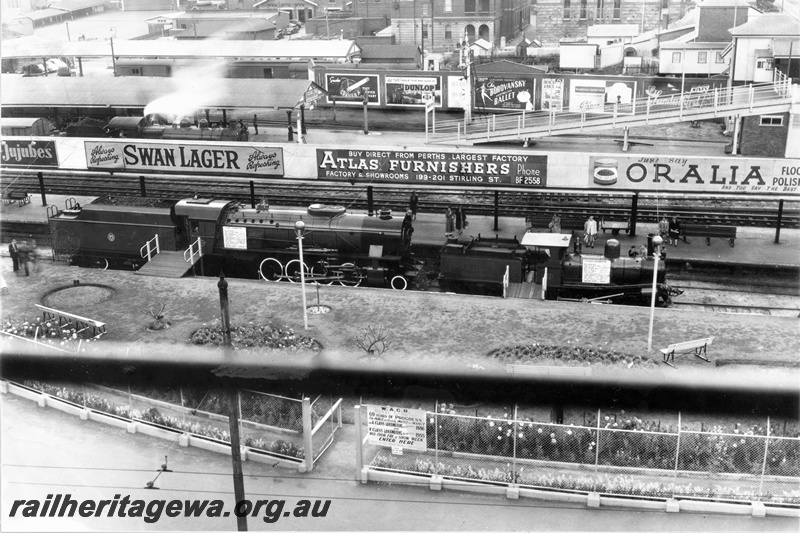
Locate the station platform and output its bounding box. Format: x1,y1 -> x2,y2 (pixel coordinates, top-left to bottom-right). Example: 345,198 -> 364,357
2,194 -> 798,272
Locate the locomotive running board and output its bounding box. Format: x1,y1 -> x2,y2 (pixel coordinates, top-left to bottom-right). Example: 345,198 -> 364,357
135,251 -> 194,278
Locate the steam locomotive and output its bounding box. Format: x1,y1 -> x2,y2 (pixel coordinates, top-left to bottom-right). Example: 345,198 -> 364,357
440,232 -> 676,305
49,198 -> 414,289
105,116 -> 248,142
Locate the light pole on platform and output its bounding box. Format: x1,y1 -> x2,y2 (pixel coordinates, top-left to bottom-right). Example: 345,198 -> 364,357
294,221 -> 309,330
646,235 -> 663,352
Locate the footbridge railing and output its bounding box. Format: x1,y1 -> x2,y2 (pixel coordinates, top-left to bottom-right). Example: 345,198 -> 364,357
429,79 -> 797,145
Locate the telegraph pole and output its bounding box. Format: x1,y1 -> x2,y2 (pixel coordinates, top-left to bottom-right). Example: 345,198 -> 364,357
219,273 -> 247,531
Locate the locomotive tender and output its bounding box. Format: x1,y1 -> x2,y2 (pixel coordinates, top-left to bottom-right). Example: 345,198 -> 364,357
49,198 -> 414,289
440,232 -> 673,305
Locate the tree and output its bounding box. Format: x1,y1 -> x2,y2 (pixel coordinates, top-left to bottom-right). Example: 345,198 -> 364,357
756,0 -> 780,12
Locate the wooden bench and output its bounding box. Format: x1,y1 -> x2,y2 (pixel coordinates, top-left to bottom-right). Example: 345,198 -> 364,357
525,214 -> 583,232
599,217 -> 630,235
660,336 -> 714,368
35,304 -> 107,339
681,224 -> 737,247
2,191 -> 31,207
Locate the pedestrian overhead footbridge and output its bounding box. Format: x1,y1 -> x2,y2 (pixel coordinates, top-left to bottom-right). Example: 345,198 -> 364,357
427,79 -> 798,146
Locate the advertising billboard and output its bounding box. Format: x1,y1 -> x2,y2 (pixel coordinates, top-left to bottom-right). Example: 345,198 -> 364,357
317,149 -> 547,187
569,80 -> 637,115
473,77 -> 535,111
85,141 -> 284,176
385,76 -> 442,107
324,73 -> 380,105
588,155 -> 800,194
1,140 -> 58,167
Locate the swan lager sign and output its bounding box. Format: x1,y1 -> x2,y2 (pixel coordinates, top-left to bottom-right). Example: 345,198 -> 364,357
85,141 -> 284,176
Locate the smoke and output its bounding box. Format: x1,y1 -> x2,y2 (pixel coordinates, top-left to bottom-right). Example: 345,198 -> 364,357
142,41 -> 231,124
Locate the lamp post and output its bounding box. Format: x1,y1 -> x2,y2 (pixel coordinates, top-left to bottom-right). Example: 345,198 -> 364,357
646,235 -> 663,352
294,221 -> 309,330
109,27 -> 117,77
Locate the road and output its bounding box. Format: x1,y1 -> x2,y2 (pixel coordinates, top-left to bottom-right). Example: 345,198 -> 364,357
2,394 -> 798,531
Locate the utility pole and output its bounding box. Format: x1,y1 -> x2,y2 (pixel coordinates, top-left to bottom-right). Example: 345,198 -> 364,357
219,273 -> 247,531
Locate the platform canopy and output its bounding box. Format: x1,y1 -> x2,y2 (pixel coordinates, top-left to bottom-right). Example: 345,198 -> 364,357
0,75 -> 327,110
0,35 -> 361,61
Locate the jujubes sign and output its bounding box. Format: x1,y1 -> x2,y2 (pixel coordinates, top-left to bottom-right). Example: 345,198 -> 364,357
1,140 -> 58,167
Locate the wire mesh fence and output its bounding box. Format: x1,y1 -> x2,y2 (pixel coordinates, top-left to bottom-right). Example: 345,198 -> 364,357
358,403 -> 800,505
238,389 -> 305,459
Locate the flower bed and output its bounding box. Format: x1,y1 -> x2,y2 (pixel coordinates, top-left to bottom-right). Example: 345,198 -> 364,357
487,343 -> 657,368
22,381 -> 305,459
2,316 -> 99,352
190,321 -> 322,354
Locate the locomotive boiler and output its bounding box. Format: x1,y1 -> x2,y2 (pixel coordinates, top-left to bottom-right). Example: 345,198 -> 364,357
105,116 -> 247,142
440,232 -> 675,305
48,198 -> 414,289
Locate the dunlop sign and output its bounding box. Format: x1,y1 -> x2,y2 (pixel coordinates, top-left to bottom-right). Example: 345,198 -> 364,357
317,149 -> 547,187
366,405 -> 427,451
85,141 -> 284,176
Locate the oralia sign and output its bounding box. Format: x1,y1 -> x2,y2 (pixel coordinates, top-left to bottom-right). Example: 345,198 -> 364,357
316,149 -> 547,187
85,141 -> 284,176
589,155 -> 800,195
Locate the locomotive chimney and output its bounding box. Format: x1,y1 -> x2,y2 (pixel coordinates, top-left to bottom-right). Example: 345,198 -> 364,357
646,233 -> 655,257
604,239 -> 620,259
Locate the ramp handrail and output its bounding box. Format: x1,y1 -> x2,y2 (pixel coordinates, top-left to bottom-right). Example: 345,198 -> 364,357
140,234 -> 160,262
429,80 -> 796,144
184,237 -> 203,264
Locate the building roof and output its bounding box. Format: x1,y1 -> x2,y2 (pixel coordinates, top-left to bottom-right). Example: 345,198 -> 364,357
474,60 -> 546,75
587,24 -> 640,38
174,19 -> 276,38
697,0 -> 751,7
359,44 -> 418,61
660,41 -> 730,49
0,75 -> 326,110
0,36 -> 361,60
728,13 -> 800,37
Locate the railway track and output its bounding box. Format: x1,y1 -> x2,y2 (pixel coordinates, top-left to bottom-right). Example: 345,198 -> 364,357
671,301 -> 800,317
3,171 -> 799,228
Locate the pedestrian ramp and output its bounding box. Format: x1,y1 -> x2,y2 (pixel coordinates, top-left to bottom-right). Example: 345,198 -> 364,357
506,282 -> 541,299
135,251 -> 194,278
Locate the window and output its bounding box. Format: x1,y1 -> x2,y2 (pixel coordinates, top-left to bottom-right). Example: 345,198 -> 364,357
672,52 -> 681,63
613,0 -> 620,19
580,0 -> 587,19
445,0 -> 452,12
716,51 -> 725,63
596,0 -> 603,19
444,24 -> 452,40
698,51 -> 707,64
760,115 -> 783,126
263,68 -> 274,78
479,0 -> 490,11
563,0 -> 571,19
756,57 -> 774,70
422,23 -> 428,38
131,68 -> 141,75
465,0 -> 475,12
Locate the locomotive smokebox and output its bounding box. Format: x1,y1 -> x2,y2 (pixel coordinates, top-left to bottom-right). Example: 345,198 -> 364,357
604,239 -> 620,259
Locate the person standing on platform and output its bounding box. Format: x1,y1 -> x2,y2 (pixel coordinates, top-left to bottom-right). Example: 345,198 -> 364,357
658,215 -> 670,242
253,114 -> 259,135
455,206 -> 464,235
445,207 -> 455,237
548,213 -> 562,233
584,216 -> 598,248
8,239 -> 19,273
409,191 -> 419,220
460,207 -> 468,234
669,216 -> 681,246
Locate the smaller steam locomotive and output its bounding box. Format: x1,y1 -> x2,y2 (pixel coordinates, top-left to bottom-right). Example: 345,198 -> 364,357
439,232 -> 676,305
49,198 -> 414,289
105,116 -> 248,142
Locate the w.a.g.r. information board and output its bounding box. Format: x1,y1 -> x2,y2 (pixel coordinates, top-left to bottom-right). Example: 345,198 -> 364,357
366,405 -> 427,451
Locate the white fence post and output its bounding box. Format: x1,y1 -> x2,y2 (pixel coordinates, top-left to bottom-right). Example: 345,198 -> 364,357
593,408 -> 601,491
672,412 -> 682,497
749,84 -> 754,112
237,390 -> 243,444
512,404 -> 518,483
354,405 -> 363,481
434,404 -> 440,474
758,417 -> 771,497
302,397 -> 313,472
155,233 -> 160,254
